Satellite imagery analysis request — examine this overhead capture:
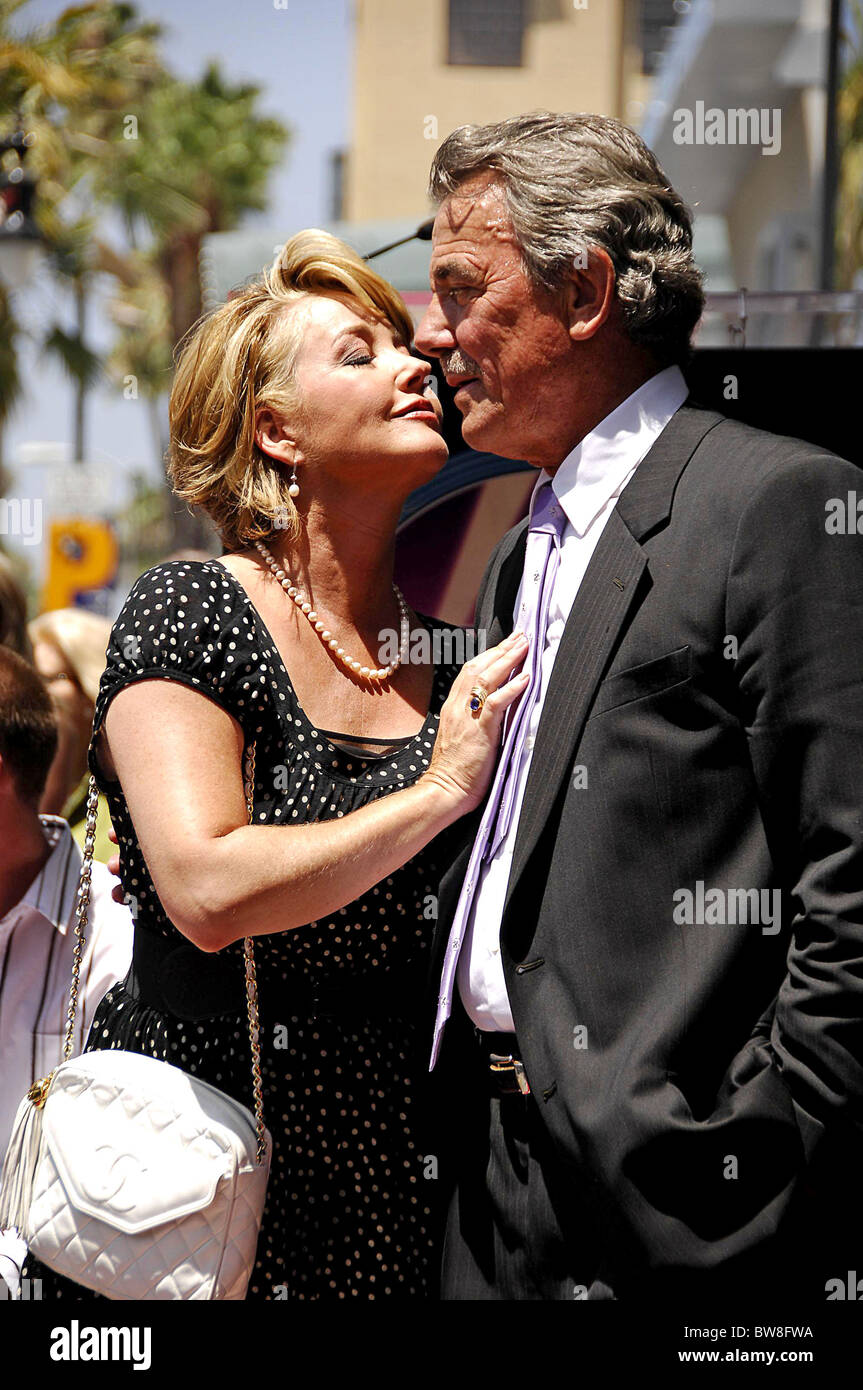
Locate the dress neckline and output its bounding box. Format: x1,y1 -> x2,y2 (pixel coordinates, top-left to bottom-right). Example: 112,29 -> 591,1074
206,558 -> 442,764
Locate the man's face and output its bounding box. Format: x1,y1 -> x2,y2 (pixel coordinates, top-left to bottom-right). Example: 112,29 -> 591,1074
414,172 -> 577,468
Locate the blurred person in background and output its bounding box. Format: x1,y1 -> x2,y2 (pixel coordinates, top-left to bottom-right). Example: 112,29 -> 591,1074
0,647 -> 133,1294
28,609 -> 114,863
23,230 -> 527,1302
0,552 -> 32,661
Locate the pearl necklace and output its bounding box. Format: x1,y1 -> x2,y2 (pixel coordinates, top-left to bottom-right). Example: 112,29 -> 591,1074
254,538 -> 411,684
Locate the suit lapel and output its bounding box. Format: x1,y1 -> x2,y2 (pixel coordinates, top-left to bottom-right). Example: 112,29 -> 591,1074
503,510 -> 646,916
502,402 -> 726,919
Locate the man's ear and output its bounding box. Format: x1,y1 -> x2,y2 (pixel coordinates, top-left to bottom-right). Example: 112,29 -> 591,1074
563,247 -> 617,345
254,407 -> 302,467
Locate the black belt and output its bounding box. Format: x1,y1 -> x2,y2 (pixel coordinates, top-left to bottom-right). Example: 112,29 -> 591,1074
473,1027 -> 532,1097
127,927 -> 425,1023
127,929 -> 246,1020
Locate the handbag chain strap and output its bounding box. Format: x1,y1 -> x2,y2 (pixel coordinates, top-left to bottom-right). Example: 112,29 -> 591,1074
63,743 -> 268,1166
241,741 -> 267,1164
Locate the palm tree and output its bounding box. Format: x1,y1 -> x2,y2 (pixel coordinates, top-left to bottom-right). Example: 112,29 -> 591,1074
0,278 -> 21,492
1,0 -> 86,472
0,0 -> 89,109
2,3 -> 290,552
1,0 -> 164,459
90,61 -> 290,545
91,61 -> 289,345
94,239 -> 172,462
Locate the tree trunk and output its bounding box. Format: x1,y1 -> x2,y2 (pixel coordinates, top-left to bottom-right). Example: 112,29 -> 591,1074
74,277 -> 86,462
0,421 -> 8,498
160,233 -> 211,549
161,232 -> 204,348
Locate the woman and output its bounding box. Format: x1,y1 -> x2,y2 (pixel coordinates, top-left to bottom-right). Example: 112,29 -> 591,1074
0,551 -> 31,660
29,608 -> 114,863
25,230 -> 528,1301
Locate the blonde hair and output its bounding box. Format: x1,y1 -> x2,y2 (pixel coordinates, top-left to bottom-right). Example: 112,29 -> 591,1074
167,229 -> 415,551
28,608 -> 112,706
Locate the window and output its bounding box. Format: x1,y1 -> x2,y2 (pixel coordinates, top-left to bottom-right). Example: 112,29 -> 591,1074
448,0 -> 526,68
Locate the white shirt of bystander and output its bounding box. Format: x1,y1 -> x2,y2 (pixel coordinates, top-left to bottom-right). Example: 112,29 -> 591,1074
0,815 -> 133,1290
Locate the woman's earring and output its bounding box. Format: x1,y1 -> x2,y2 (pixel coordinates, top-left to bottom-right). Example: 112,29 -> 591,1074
288,466 -> 300,500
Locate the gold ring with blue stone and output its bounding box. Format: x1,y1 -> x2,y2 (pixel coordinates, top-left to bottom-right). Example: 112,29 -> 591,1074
468,684 -> 488,715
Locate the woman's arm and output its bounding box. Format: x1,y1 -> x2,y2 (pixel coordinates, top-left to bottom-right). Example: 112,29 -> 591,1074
101,634 -> 528,951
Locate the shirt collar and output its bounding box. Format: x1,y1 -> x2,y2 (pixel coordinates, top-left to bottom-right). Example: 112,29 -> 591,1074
17,816 -> 82,935
530,364 -> 689,538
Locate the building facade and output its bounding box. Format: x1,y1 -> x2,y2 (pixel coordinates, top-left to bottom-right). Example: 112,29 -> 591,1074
343,0 -> 639,222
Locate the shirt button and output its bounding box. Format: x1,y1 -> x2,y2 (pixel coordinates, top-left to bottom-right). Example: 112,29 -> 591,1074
451,938 -> 460,951
526,734 -> 535,750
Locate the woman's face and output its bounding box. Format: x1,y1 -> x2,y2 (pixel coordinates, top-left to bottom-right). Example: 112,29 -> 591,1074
260,294 -> 448,503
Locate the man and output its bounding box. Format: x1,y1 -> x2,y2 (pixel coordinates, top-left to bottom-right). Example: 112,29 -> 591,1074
0,647 -> 132,1293
414,112 -> 863,1301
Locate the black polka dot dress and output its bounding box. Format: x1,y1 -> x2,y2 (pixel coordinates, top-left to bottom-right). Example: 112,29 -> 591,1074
26,559 -> 465,1301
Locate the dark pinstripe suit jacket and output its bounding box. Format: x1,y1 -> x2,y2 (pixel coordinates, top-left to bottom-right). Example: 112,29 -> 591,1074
431,400 -> 863,1298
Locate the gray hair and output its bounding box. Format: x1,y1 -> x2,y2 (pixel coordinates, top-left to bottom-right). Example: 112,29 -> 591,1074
428,111 -> 704,367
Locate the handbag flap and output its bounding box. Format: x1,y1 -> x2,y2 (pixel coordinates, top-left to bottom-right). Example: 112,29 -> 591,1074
40,1052 -> 259,1235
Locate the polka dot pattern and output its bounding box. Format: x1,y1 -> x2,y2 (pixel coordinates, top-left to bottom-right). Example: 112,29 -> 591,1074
28,559 -> 465,1302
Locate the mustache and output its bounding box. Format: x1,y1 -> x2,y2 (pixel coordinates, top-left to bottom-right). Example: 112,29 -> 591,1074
441,348 -> 482,379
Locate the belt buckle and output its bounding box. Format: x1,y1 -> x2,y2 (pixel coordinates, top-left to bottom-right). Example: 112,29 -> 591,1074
489,1052 -> 531,1096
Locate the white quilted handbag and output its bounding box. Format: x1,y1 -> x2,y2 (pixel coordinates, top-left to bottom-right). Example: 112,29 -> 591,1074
0,746 -> 272,1300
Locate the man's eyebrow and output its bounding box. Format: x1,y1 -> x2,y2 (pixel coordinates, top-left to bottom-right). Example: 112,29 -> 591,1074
430,259 -> 483,286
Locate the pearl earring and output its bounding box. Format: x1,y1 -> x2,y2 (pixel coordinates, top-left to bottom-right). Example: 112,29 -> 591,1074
288,466 -> 300,500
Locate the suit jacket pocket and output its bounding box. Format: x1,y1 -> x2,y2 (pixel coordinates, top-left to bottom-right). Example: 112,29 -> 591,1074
621,1051 -> 804,1245
588,644 -> 692,720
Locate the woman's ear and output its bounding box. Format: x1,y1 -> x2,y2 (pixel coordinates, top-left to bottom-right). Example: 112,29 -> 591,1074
255,407 -> 301,466
563,247 -> 617,345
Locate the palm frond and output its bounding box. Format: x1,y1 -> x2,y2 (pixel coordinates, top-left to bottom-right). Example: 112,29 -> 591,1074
42,322 -> 102,389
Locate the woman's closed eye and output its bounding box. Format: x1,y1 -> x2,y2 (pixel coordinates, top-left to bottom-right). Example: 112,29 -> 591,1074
344,353 -> 373,367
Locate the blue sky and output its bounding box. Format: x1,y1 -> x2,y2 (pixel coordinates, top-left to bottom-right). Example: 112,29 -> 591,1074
3,0 -> 352,555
